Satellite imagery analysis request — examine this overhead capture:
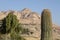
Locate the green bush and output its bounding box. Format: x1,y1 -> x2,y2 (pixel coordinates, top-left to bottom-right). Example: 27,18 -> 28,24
1,11 -> 25,40
0,18 -> 6,34
10,31 -> 25,40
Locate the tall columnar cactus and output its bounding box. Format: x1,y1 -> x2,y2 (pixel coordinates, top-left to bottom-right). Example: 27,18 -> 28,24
41,9 -> 52,40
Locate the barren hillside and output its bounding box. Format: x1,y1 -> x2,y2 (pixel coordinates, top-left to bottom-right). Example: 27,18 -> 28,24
0,8 -> 60,40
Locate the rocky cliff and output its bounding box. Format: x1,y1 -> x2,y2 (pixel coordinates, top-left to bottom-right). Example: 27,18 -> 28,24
0,8 -> 60,40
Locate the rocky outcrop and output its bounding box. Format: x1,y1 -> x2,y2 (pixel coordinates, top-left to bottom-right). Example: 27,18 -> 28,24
0,8 -> 60,40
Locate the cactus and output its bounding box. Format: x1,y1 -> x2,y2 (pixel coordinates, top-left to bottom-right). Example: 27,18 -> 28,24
41,9 -> 52,40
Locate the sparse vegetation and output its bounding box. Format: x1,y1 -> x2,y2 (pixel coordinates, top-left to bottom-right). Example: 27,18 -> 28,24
0,9 -> 60,40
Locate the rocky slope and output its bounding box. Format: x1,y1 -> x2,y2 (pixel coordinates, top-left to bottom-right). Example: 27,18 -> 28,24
0,8 -> 60,40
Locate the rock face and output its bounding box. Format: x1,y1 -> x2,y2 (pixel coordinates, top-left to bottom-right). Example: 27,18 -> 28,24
0,8 -> 60,40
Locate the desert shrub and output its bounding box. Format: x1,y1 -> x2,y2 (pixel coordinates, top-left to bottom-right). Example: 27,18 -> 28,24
0,11 -> 25,40
10,31 -> 25,40
0,18 -> 6,34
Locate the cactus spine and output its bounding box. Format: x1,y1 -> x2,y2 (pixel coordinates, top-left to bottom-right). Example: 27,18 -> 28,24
41,9 -> 52,40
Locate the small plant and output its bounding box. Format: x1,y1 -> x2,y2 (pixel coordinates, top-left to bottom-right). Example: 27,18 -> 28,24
11,32 -> 25,40
22,28 -> 30,35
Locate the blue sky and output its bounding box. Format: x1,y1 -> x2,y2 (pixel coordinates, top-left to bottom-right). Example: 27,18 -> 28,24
0,0 -> 60,25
